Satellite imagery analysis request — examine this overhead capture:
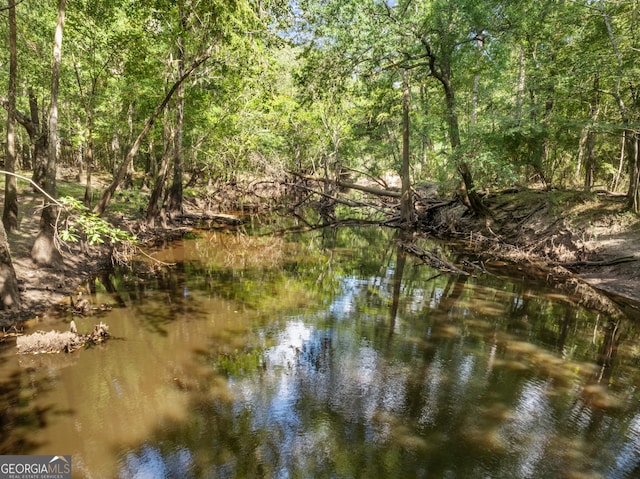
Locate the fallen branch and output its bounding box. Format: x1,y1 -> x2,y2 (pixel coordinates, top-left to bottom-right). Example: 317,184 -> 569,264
16,322 -> 110,354
561,255 -> 639,268
176,212 -> 244,225
289,171 -> 402,198
400,242 -> 469,275
0,170 -> 64,207
293,183 -> 394,215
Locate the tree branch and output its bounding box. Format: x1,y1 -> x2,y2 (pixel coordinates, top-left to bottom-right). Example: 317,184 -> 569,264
0,96 -> 36,137
0,170 -> 63,207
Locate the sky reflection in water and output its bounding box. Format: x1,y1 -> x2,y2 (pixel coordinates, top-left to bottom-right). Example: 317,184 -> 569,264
2,227 -> 640,478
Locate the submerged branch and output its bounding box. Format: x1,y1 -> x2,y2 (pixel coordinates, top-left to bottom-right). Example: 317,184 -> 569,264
399,241 -> 469,275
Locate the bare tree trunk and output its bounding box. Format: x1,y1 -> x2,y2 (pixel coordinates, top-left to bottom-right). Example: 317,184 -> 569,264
32,0 -> 66,267
3,0 -> 18,233
400,69 -> 414,224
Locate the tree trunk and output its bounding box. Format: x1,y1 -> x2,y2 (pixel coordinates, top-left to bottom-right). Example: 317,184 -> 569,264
0,87 -> 47,190
168,0 -> 186,217
0,221 -> 20,310
73,57 -> 96,208
470,35 -> 484,126
32,0 -> 66,268
441,74 -> 487,216
578,75 -> 600,192
3,0 -> 18,233
515,45 -> 526,124
611,131 -> 626,192
400,69 -> 414,224
582,129 -> 596,191
84,122 -> 94,207
28,88 -> 48,189
626,131 -> 640,212
94,52 -> 210,217
146,109 -> 174,227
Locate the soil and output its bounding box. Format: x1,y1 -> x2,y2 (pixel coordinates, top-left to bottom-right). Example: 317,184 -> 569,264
1,181 -> 639,331
0,189 -> 117,329
422,188 -> 640,315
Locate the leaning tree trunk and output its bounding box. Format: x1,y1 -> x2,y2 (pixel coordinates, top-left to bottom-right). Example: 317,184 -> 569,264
94,52 -> 210,217
32,0 -> 66,268
3,0 -> 18,233
443,81 -> 487,216
426,43 -> 488,217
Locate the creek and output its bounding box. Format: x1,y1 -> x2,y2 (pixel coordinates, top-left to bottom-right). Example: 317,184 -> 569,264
1,225 -> 640,478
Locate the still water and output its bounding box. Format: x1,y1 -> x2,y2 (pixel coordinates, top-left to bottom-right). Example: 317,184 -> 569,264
1,226 -> 640,478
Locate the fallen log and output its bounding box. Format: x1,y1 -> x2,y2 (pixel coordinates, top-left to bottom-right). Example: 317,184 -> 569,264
293,183 -> 394,215
289,172 -> 402,198
16,322 -> 110,354
176,212 -> 243,226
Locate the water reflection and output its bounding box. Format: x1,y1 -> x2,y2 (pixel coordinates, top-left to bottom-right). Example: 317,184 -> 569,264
1,227 -> 640,478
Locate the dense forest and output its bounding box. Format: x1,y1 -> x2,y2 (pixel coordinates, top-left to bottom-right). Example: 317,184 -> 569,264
0,0 -> 638,309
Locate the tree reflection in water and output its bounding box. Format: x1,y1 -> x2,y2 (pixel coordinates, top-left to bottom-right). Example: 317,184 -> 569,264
2,227 -> 639,478
115,228 -> 640,478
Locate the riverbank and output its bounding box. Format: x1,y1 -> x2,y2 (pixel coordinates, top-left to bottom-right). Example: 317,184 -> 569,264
1,181 -> 639,330
423,188 -> 640,314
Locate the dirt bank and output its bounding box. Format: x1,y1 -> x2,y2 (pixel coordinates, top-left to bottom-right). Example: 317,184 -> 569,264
0,201 -> 116,329
421,188 -> 640,314
2,184 -> 639,330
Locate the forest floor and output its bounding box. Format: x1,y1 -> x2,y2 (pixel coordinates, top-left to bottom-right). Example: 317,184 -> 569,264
0,181 -> 117,328
1,176 -> 639,330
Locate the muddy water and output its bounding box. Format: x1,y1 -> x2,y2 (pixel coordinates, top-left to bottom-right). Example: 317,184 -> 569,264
2,227 -> 640,478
